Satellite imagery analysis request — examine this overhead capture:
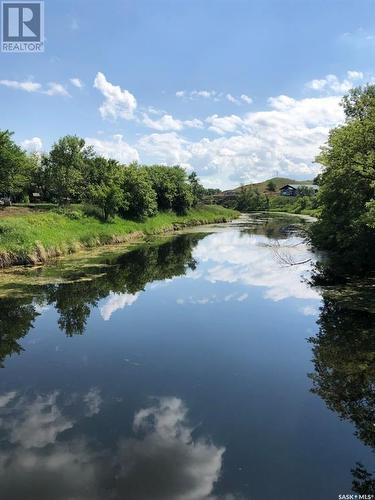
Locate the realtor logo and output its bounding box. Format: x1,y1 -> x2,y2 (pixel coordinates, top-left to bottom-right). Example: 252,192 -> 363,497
1,1 -> 44,52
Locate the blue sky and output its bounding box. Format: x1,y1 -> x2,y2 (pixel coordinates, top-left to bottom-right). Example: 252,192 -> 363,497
1,0 -> 375,188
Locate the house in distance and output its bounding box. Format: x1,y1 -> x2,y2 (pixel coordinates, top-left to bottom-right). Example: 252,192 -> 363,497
279,184 -> 319,197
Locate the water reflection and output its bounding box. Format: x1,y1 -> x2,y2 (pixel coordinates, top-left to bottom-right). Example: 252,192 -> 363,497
0,391 -> 226,500
0,214 -> 373,498
0,234 -> 203,364
189,230 -> 319,302
308,273 -> 375,494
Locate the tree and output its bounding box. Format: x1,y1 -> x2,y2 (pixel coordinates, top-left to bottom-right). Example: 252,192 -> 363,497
296,185 -> 315,197
0,130 -> 34,200
169,166 -> 193,214
267,180 -> 276,192
121,163 -> 157,219
188,171 -> 205,206
86,157 -> 124,220
311,85 -> 375,273
146,165 -> 177,210
236,186 -> 268,212
45,135 -> 94,204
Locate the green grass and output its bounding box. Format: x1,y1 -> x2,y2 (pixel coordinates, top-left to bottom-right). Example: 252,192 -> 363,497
268,195 -> 321,217
0,205 -> 238,267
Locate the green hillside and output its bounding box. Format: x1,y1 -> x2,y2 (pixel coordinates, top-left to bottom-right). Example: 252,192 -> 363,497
225,177 -> 313,195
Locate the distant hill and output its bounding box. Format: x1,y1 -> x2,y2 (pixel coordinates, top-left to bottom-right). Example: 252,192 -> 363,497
223,177 -> 314,195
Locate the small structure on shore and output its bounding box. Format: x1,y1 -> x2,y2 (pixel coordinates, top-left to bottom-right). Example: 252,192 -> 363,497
279,184 -> 319,197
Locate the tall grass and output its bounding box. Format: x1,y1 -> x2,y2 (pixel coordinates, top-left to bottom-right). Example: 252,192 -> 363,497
0,205 -> 238,267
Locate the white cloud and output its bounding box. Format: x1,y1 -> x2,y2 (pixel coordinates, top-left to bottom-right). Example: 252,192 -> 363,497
176,89 -> 221,101
177,90 -> 252,106
184,118 -> 204,129
137,132 -> 192,167
305,70 -> 365,95
85,134 -> 139,164
21,137 -> 43,153
99,292 -> 140,321
94,72 -> 137,120
206,114 -> 243,135
70,77 -> 84,88
44,83 -> 70,96
226,93 -> 240,104
143,113 -> 183,131
241,94 -> 253,104
0,79 -> 70,96
0,79 -> 41,92
142,113 -> 204,132
137,93 -> 343,188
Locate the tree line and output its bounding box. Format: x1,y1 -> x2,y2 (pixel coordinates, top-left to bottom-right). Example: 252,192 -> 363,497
311,85 -> 375,275
0,131 -> 206,220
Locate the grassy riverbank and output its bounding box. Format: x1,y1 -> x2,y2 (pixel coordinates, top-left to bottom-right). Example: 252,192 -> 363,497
0,205 -> 238,268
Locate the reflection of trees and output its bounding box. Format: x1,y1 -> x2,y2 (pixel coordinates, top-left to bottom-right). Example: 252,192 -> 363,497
308,284 -> 375,494
0,235 -> 202,358
0,298 -> 40,367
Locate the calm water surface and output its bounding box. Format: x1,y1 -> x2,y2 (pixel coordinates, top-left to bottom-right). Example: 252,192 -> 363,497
0,214 -> 373,499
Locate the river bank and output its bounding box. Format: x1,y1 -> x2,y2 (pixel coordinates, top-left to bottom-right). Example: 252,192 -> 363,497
0,205 -> 238,268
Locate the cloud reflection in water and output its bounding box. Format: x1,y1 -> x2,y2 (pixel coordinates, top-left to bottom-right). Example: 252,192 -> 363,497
0,391 -> 227,500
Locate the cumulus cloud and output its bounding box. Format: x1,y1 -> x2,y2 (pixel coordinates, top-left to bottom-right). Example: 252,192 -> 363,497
305,70 -> 365,95
85,134 -> 139,163
142,113 -> 183,131
21,137 -> 43,152
142,113 -> 204,131
99,292 -> 140,321
135,91 -> 345,188
137,132 -> 192,167
94,72 -> 137,120
206,114 -> 243,135
70,77 -> 84,88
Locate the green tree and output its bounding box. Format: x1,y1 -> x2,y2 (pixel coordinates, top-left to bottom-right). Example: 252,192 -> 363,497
121,163 -> 157,219
45,135 -> 94,204
170,166 -> 193,214
146,165 -> 177,210
236,186 -> 268,212
267,180 -> 276,192
188,171 -> 205,206
0,130 -> 34,200
312,85 -> 375,273
86,157 -> 124,220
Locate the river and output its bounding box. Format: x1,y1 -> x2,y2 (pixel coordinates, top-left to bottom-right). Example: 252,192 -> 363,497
0,213 -> 373,499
